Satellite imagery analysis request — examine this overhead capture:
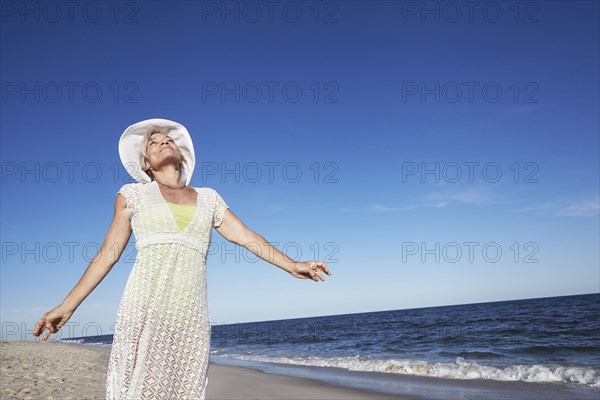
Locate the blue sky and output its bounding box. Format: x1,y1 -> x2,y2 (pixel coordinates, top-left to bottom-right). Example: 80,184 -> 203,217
1,1 -> 598,341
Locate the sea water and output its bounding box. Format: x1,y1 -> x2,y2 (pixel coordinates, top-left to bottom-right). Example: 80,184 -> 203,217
61,293 -> 600,397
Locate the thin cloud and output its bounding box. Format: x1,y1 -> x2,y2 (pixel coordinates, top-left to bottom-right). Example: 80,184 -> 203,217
367,204 -> 421,212
365,187 -> 496,212
555,199 -> 599,217
423,187 -> 494,207
513,203 -> 558,213
513,197 -> 599,217
330,190 -> 598,218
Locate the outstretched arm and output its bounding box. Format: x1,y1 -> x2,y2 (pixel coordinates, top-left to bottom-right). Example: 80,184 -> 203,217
215,209 -> 332,282
33,193 -> 133,340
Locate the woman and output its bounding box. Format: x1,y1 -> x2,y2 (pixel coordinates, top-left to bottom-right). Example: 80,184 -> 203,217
33,118 -> 332,400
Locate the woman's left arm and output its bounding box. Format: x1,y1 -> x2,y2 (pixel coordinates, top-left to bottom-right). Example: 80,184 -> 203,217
215,209 -> 332,282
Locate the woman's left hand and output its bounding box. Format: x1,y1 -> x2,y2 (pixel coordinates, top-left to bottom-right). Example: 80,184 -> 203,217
289,261 -> 332,282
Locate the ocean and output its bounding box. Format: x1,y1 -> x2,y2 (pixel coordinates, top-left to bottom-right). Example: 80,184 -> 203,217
61,293 -> 600,399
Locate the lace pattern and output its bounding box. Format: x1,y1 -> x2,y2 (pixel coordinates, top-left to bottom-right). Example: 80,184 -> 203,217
107,181 -> 229,400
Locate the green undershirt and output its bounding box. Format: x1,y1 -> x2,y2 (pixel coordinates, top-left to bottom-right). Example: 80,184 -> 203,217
167,203 -> 197,231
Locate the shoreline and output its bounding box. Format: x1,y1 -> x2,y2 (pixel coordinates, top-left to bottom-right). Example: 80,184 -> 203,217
0,340 -> 410,400
209,355 -> 600,400
2,340 -> 597,400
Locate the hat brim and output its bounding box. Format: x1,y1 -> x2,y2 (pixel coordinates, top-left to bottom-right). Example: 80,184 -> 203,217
119,118 -> 196,185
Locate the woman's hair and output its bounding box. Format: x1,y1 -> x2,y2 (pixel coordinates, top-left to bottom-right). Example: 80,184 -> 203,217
141,129 -> 185,181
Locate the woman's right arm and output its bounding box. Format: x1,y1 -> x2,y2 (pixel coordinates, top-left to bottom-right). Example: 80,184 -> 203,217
33,193 -> 132,341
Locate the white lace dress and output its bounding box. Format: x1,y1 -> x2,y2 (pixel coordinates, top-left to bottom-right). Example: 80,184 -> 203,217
106,181 -> 229,400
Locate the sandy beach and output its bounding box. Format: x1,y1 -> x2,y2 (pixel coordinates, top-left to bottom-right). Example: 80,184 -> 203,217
3,340 -> 597,400
0,341 -> 407,400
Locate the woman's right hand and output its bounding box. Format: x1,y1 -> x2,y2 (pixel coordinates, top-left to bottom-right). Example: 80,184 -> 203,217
33,306 -> 74,341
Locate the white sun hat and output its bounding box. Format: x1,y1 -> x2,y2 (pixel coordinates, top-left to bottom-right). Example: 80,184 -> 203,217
118,118 -> 196,185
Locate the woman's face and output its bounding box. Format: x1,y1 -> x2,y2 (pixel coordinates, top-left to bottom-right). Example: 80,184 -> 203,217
145,132 -> 183,171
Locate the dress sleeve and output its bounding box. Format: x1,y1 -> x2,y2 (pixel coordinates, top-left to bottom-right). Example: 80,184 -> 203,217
116,184 -> 136,219
212,189 -> 229,228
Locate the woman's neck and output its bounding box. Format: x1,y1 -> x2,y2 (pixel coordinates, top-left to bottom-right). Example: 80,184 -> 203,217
152,166 -> 183,187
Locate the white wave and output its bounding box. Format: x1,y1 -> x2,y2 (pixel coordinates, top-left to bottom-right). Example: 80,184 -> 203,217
57,339 -> 85,344
219,354 -> 600,388
57,339 -> 112,348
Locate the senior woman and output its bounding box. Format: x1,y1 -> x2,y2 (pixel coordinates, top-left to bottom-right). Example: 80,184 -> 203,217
33,118 -> 331,400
